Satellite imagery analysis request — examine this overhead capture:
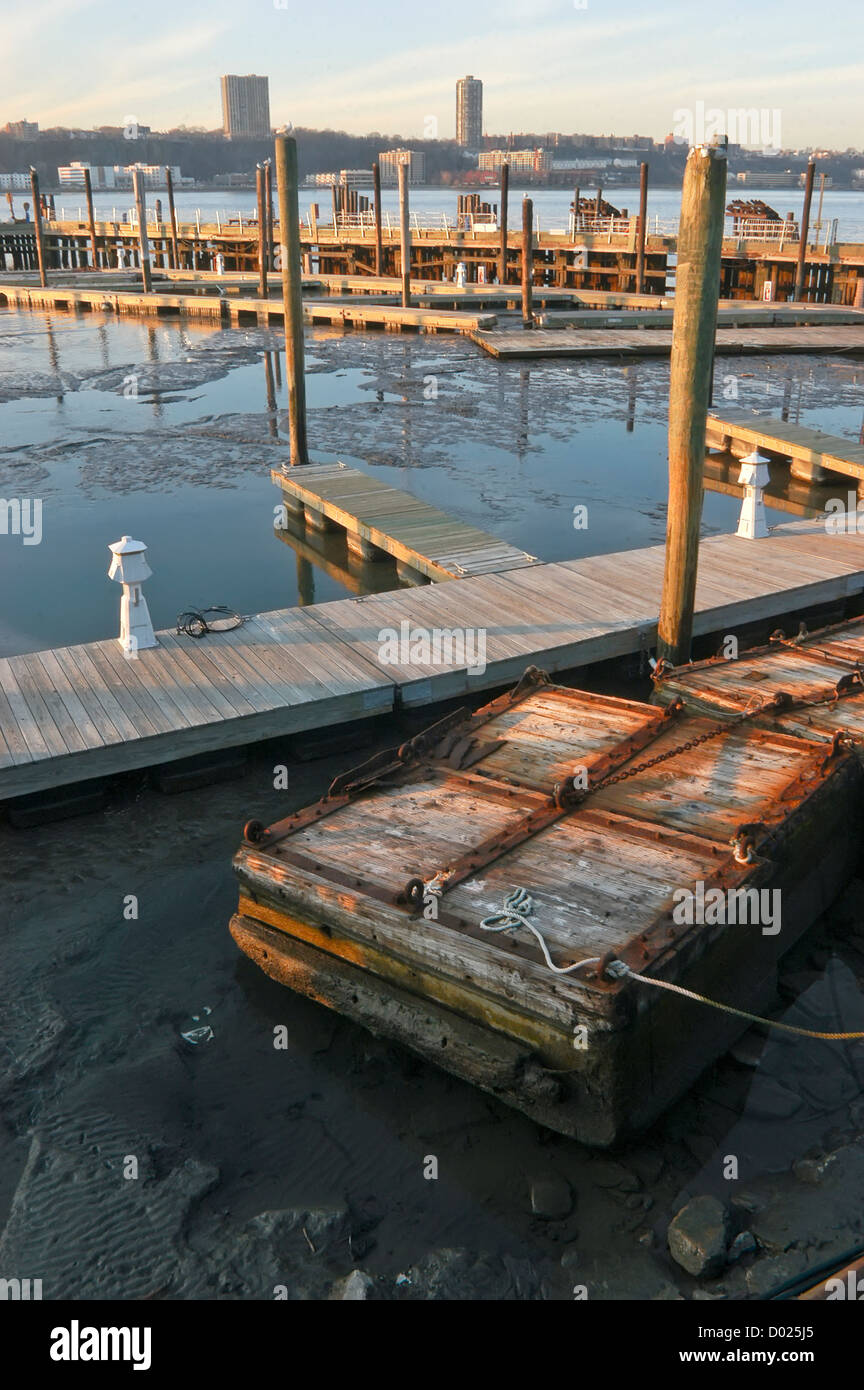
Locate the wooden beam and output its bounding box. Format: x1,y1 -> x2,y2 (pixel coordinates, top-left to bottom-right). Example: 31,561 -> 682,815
635,162 -> 648,294
132,169 -> 152,292
275,133 -> 309,465
372,161 -> 383,276
657,138 -> 727,666
256,163 -> 268,300
499,162 -> 509,286
398,161 -> 411,308
28,167 -> 47,286
794,158 -> 816,302
522,197 -> 534,328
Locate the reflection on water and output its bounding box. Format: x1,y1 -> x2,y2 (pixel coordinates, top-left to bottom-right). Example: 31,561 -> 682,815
1,302 -> 863,656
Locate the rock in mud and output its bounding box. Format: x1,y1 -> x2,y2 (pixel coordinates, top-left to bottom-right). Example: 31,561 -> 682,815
668,1196 -> 731,1278
530,1177 -> 573,1219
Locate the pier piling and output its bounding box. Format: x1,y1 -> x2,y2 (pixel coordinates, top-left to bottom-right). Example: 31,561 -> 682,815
635,162 -> 648,294
398,162 -> 412,308
657,138 -> 727,666
522,197 -> 534,328
373,162 -> 383,276
132,169 -> 152,293
275,133 -> 309,465
29,168 -> 47,286
499,162 -> 509,286
83,167 -> 98,270
165,167 -> 180,270
794,158 -> 816,302
256,164 -> 268,300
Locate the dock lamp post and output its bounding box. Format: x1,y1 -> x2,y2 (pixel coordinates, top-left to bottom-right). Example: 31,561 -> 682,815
736,450 -> 771,539
108,536 -> 157,654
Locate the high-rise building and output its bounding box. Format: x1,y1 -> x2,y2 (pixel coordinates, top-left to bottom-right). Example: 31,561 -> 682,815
378,149 -> 426,185
220,75 -> 271,139
456,75 -> 483,148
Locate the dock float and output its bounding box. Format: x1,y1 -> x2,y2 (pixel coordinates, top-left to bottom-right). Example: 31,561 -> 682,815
472,323 -> 864,361
230,668 -> 863,1145
706,409 -> 864,487
0,282 -> 496,334
272,462 -> 541,581
4,518 -> 864,805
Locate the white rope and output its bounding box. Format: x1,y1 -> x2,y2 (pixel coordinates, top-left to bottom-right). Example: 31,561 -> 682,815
480,888 -> 600,977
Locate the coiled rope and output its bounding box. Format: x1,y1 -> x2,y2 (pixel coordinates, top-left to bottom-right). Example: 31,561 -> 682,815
482,888 -> 864,1040
480,888 -> 601,977
176,606 -> 246,639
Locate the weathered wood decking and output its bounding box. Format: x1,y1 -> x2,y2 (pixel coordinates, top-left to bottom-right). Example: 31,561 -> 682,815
0,282 -> 496,333
3,517 -> 864,803
473,324 -> 864,360
707,409 -> 864,486
272,462 -> 541,580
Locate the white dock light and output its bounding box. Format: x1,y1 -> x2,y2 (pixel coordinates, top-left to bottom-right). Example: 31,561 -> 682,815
735,449 -> 771,540
108,535 -> 157,653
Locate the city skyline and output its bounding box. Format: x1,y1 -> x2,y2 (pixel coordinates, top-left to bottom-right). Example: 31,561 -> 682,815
1,0 -> 861,146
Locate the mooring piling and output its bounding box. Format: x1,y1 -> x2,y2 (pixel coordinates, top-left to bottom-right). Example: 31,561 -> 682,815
256,163 -> 268,300
373,161 -> 383,276
794,158 -> 816,302
499,161 -> 509,286
657,137 -> 727,666
83,167 -> 98,270
522,197 -> 534,328
635,162 -> 648,294
132,169 -> 152,292
275,132 -> 309,466
398,162 -> 411,307
165,167 -> 180,270
29,168 -> 47,286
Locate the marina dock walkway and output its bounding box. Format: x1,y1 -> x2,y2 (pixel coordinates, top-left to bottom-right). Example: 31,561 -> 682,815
472,323 -> 864,360
706,409 -> 864,486
2,517 -> 864,804
271,463 -> 541,580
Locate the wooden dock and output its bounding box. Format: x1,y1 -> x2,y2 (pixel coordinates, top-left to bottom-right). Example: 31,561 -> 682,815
472,323 -> 864,361
706,409 -> 864,487
0,281 -> 496,334
271,462 -> 541,581
4,517 -> 864,805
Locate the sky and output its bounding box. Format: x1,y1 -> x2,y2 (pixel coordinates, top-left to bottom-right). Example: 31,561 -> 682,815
0,0 -> 861,147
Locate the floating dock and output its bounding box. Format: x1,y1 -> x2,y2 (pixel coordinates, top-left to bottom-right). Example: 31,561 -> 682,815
272,462 -> 541,581
4,518 -> 864,805
472,324 -> 864,361
707,409 -> 864,487
230,669 -> 863,1145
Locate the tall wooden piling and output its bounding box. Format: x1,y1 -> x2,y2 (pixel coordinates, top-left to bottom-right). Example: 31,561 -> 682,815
83,167 -> 98,270
165,167 -> 180,270
398,161 -> 411,308
331,183 -> 339,234
794,159 -> 816,302
595,186 -> 602,218
132,169 -> 152,292
657,139 -> 727,666
572,186 -> 580,233
498,162 -> 509,286
256,164 -> 268,300
635,161 -> 648,293
265,161 -> 274,270
372,162 -> 383,276
29,168 -> 47,286
521,197 -> 534,328
275,133 -> 309,466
